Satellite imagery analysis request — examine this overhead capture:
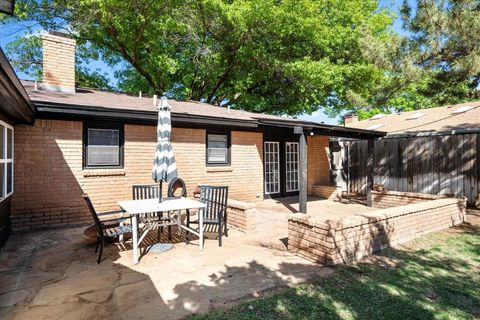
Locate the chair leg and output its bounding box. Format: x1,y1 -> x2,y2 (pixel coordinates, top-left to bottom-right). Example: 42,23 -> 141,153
97,237 -> 104,264
218,221 -> 223,247
160,212 -> 164,237
186,209 -> 190,243
224,217 -> 228,237
95,237 -> 100,253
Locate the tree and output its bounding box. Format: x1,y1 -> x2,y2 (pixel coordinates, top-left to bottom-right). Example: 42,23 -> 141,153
399,0 -> 480,108
2,0 -> 394,116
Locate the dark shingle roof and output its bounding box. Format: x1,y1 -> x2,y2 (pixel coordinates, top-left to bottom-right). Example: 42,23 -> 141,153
23,80 -> 297,123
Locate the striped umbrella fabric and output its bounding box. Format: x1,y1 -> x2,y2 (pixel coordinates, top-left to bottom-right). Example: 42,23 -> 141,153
152,97 -> 177,186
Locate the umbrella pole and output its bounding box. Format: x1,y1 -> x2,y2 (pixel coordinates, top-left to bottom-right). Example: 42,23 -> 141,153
159,181 -> 163,203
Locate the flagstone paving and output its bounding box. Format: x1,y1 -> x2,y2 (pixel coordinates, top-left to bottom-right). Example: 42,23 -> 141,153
0,199 -> 377,320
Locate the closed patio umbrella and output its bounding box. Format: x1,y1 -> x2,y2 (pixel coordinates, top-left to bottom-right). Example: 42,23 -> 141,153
152,97 -> 177,202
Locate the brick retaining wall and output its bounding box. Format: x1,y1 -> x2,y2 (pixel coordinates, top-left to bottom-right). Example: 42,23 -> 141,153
288,197 -> 466,264
227,200 -> 256,233
372,190 -> 444,209
312,185 -> 341,200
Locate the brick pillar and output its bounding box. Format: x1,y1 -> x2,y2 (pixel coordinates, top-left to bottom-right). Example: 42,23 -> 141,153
42,31 -> 76,93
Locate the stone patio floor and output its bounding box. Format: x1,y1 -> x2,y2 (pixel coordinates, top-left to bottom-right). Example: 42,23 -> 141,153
0,198 -> 391,320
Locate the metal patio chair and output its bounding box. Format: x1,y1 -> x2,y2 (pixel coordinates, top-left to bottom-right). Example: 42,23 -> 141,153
83,194 -> 131,264
132,184 -> 172,241
188,185 -> 229,247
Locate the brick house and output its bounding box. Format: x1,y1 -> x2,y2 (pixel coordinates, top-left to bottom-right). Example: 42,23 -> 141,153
0,32 -> 382,242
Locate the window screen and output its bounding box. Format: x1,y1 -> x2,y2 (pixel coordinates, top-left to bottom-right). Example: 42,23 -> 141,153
207,133 -> 229,164
86,126 -> 122,167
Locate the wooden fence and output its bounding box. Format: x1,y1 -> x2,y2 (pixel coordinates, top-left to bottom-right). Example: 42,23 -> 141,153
337,133 -> 480,206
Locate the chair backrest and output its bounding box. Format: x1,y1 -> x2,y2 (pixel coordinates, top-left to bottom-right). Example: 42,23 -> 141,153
132,184 -> 159,200
199,186 -> 229,221
168,177 -> 187,198
82,193 -> 102,235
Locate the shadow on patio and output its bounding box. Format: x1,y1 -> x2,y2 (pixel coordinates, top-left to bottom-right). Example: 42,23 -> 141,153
0,224 -> 331,320
2,210 -> 479,319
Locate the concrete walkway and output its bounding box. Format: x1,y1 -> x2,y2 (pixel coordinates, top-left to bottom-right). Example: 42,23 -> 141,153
0,201 -> 344,320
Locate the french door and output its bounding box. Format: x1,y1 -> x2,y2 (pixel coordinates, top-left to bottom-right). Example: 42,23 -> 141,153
264,141 -> 280,194
285,142 -> 299,192
264,141 -> 300,197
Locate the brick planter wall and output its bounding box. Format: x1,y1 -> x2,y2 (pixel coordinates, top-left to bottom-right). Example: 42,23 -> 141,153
227,200 -> 256,233
312,185 -> 341,200
288,197 -> 466,265
372,190 -> 444,209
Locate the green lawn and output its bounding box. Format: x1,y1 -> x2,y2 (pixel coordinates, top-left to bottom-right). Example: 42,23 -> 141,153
192,227 -> 480,320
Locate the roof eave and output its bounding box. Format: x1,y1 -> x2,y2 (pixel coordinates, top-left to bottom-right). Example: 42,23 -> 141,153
0,49 -> 35,124
33,101 -> 259,128
258,119 -> 385,139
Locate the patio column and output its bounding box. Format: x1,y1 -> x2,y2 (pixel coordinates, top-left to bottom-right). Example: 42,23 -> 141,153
366,138 -> 375,207
296,126 -> 308,214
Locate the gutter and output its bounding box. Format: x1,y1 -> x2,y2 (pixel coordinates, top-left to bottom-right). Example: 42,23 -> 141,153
34,101 -> 259,128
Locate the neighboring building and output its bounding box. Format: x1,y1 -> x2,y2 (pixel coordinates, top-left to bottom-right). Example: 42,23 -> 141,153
0,32 -> 381,238
341,104 -> 480,205
344,103 -> 480,134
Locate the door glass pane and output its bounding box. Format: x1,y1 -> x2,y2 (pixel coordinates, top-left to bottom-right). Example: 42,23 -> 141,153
0,163 -> 4,197
7,162 -> 12,194
264,142 -> 280,194
6,128 -> 12,159
0,126 -> 4,159
286,142 -> 299,192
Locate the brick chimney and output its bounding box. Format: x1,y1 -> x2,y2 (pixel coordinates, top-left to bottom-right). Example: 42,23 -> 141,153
42,31 -> 76,93
344,112 -> 358,124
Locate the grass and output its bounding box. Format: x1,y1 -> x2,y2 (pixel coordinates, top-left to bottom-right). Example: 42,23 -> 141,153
192,227 -> 480,320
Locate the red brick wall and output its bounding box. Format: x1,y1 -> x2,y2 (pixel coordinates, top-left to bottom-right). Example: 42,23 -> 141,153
312,185 -> 340,200
42,33 -> 76,93
372,190 -> 444,209
307,135 -> 330,195
288,197 -> 467,264
12,120 -> 263,231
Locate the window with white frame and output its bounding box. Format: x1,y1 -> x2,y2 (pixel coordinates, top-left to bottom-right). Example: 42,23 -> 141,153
0,121 -> 13,200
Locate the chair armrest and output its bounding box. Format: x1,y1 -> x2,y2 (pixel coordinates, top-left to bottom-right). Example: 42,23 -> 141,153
97,209 -> 125,216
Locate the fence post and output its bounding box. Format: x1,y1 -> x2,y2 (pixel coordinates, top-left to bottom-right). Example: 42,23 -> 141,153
366,138 -> 375,207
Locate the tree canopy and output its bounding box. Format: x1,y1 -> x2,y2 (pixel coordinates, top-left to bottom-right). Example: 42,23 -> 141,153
2,0 -> 394,117
4,0 -> 478,120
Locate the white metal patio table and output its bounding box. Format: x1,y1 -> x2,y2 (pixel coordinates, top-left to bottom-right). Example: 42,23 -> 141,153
118,197 -> 206,264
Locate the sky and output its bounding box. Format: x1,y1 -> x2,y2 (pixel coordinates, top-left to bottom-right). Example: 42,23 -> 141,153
0,0 -> 408,125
